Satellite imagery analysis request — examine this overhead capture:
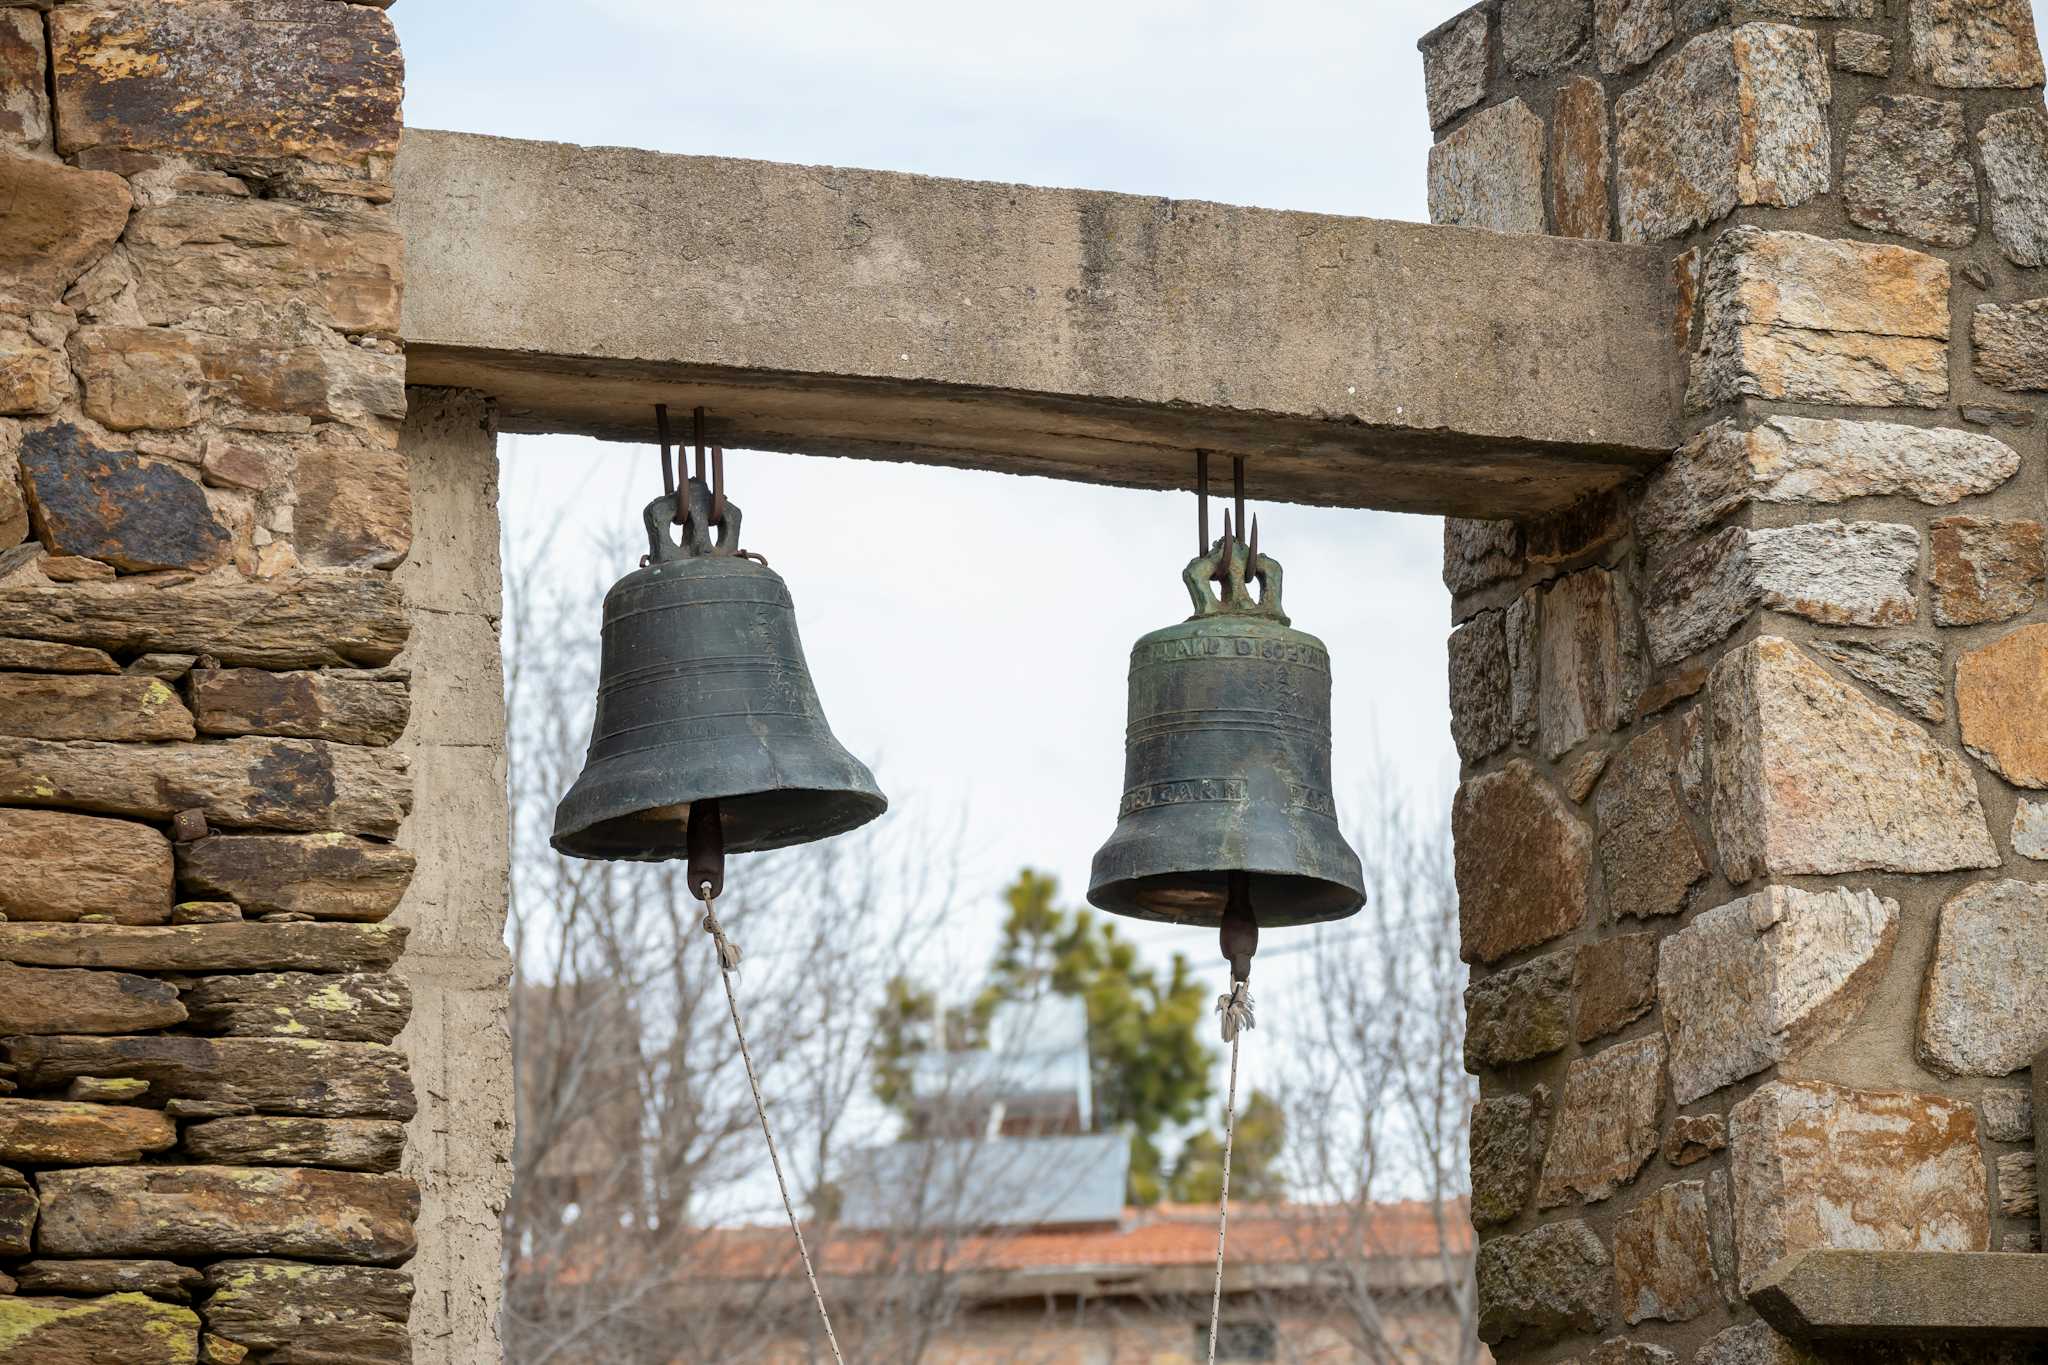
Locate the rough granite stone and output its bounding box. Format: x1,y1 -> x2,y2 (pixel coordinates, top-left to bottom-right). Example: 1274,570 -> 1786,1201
1472,1087 -> 1551,1228
1597,0 -> 1674,73
1982,1089 -> 2034,1144
1504,0 -> 1594,75
1429,98 -> 1547,234
1475,1219 -> 1615,1345
1843,95 -> 1978,248
1594,728 -> 1704,921
1710,637 -> 1997,879
1423,7 -> 1490,129
1507,588 -> 1539,749
18,424 -> 233,573
1675,707 -> 1708,816
1930,516 -> 2044,626
1645,527 -> 1759,665
1747,521 -> 1921,627
1957,624 -> 2048,786
1614,1179 -> 1721,1324
1537,566 -> 1646,760
1553,77 -> 1613,241
1467,949 -> 1577,1070
1974,297 -> 2048,391
1693,1322 -> 1806,1365
1659,886 -> 1898,1104
1979,107 -> 2048,268
1565,748 -> 1612,803
2012,799 -> 2048,859
1454,761 -> 1594,964
1920,878 -> 2048,1076
1588,1343 -> 1678,1365
1450,611 -> 1512,763
1730,1080 -> 1987,1295
1445,518 -> 1522,596
1574,932 -> 1658,1043
1690,228 -> 1950,410
1664,1112 -> 1727,1166
1908,0 -> 2046,88
0,809 -> 175,924
1644,419 -> 2018,552
1998,1151 -> 2036,1217
1615,26 -> 1831,244
1834,30 -> 1894,75
1538,1035 -> 1666,1208
1809,638 -> 1948,723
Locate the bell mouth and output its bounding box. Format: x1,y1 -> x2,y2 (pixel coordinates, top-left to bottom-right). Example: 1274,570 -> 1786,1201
552,786 -> 887,862
1088,869 -> 1364,930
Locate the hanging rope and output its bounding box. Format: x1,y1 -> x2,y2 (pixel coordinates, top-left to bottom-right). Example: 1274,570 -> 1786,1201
699,889 -> 846,1365
1206,978 -> 1255,1365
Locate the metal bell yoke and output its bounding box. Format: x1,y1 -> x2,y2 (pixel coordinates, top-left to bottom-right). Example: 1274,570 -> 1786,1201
1088,473 -> 1365,933
552,457 -> 886,867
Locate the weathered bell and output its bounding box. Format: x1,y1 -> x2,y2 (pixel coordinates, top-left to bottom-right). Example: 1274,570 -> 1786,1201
1087,533 -> 1365,929
552,480 -> 887,862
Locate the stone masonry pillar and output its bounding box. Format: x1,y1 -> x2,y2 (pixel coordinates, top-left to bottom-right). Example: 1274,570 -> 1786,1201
0,4 -> 512,1365
1426,1 -> 2047,1361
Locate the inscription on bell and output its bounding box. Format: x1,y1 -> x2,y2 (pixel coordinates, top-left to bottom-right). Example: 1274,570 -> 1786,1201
1120,777 -> 1248,816
1289,785 -> 1338,818
1135,634 -> 1330,672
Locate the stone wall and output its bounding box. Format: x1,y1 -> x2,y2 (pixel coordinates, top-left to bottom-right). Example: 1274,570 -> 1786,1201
1428,0 -> 2045,1361
0,3 -> 496,1363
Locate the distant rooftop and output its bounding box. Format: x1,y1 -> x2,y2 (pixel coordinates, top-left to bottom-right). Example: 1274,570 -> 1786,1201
904,992 -> 1093,1133
837,1131 -> 1127,1231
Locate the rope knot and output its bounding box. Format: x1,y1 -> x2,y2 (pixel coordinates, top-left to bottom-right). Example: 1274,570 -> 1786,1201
1215,980 -> 1255,1042
700,909 -> 743,972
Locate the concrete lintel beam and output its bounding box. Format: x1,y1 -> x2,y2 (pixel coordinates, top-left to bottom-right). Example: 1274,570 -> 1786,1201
1750,1250 -> 2048,1341
396,130 -> 1686,518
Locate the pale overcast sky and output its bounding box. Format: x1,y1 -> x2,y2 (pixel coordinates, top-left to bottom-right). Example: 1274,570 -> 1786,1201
396,1 -> 1474,987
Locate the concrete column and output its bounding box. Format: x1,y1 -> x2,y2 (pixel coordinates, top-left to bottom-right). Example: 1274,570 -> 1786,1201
394,388 -> 514,1365
1425,1 -> 2048,1360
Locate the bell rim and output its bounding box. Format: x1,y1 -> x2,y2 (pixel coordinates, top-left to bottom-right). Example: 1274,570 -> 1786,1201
1084,867 -> 1367,929
551,786 -> 889,861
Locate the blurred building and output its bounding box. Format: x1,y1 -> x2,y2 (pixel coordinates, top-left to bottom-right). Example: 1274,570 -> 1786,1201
646,994 -> 1485,1363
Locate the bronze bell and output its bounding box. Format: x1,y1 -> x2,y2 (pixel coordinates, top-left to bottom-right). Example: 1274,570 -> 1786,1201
1087,525 -> 1365,931
552,477 -> 887,864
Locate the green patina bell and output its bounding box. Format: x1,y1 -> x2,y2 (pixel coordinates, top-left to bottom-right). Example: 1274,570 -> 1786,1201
1087,527 -> 1365,931
552,478 -> 887,865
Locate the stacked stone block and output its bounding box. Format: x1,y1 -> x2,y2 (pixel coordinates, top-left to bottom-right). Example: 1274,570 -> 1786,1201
0,2 -> 429,1361
1426,0 -> 2047,1360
